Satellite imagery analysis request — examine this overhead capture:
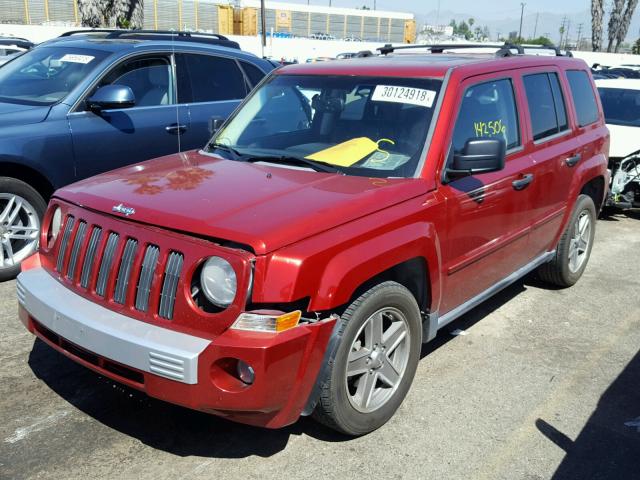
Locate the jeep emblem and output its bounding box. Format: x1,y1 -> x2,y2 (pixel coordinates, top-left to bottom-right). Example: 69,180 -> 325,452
112,203 -> 135,216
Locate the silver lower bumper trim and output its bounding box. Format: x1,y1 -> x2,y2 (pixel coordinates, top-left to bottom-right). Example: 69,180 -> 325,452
17,267 -> 210,384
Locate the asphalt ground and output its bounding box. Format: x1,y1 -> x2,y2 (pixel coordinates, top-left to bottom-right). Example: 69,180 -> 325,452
1,212 -> 639,480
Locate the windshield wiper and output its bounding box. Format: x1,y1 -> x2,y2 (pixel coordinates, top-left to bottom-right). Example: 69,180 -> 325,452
239,154 -> 343,174
208,142 -> 244,160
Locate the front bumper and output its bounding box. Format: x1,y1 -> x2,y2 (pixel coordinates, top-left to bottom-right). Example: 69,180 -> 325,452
17,266 -> 336,428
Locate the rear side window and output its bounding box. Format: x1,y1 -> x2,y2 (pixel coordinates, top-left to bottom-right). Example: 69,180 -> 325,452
451,78 -> 520,153
523,72 -> 568,141
176,53 -> 247,103
566,70 -> 599,127
239,61 -> 266,88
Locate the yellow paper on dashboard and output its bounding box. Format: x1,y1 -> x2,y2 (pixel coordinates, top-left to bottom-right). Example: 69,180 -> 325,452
306,137 -> 381,167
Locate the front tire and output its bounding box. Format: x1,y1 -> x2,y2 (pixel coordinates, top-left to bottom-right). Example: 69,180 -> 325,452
537,194 -> 596,287
313,281 -> 422,436
0,177 -> 46,282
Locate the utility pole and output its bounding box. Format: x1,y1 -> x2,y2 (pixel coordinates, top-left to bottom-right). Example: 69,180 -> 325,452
559,16 -> 566,46
260,0 -> 267,56
518,2 -> 526,41
564,19 -> 571,49
533,12 -> 539,38
576,23 -> 583,50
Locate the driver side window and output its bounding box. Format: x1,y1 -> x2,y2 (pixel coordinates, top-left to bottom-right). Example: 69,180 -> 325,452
92,56 -> 173,109
451,78 -> 520,154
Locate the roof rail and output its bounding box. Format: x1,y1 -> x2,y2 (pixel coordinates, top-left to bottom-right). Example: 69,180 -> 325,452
378,42 -> 571,57
0,37 -> 35,49
58,29 -> 240,49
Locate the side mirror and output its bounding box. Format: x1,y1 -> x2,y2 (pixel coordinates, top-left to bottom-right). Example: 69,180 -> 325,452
208,116 -> 225,135
87,84 -> 135,112
447,138 -> 506,179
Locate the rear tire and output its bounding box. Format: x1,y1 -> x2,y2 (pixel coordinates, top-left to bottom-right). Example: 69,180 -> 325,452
537,194 -> 596,287
313,281 -> 422,436
0,177 -> 46,282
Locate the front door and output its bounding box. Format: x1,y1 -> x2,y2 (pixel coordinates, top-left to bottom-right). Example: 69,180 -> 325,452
438,75 -> 536,314
69,54 -> 188,181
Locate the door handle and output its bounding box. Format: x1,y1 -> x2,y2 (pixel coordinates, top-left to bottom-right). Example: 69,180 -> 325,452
566,154 -> 581,167
512,173 -> 534,191
165,123 -> 187,134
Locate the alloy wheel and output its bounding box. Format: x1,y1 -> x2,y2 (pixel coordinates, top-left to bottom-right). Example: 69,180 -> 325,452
568,210 -> 591,273
345,307 -> 411,413
0,194 -> 40,270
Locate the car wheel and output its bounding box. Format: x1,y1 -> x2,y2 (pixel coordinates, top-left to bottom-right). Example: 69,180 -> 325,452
537,194 -> 596,287
313,281 -> 422,436
0,177 -> 46,282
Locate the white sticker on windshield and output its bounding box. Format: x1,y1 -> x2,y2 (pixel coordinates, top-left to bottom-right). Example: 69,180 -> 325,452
371,85 -> 436,108
59,54 -> 95,64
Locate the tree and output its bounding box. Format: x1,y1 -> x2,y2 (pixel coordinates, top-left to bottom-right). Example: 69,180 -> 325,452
591,0 -> 604,51
528,35 -> 553,45
607,0 -> 625,51
468,18 -> 475,28
615,0 -> 639,52
632,37 -> 640,54
77,0 -> 143,29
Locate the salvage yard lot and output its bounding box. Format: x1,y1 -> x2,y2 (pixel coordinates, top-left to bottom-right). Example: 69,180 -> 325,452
1,214 -> 639,480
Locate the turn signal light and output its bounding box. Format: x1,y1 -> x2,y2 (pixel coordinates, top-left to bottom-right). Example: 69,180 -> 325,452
231,310 -> 302,333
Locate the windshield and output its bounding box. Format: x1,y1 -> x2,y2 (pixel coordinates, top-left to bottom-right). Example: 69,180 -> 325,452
598,87 -> 640,127
0,46 -> 109,106
208,74 -> 443,177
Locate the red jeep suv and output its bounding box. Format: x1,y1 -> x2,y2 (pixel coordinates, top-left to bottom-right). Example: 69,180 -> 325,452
16,46 -> 609,436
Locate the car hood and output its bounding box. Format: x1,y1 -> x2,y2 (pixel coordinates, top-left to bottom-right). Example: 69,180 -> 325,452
56,150 -> 428,255
606,123 -> 639,158
0,101 -> 51,127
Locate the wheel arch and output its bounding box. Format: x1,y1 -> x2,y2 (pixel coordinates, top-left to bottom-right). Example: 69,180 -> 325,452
579,175 -> 606,212
0,161 -> 55,202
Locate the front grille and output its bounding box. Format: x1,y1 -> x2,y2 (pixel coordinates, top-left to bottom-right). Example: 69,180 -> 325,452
54,214 -> 184,321
158,251 -> 184,320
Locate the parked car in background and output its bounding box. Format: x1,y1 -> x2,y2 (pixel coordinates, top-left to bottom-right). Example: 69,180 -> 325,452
595,78 -> 640,209
0,29 -> 273,280
0,37 -> 34,66
17,46 -> 609,436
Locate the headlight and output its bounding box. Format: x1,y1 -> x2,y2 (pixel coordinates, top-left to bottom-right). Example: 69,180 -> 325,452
47,206 -> 62,247
200,256 -> 237,307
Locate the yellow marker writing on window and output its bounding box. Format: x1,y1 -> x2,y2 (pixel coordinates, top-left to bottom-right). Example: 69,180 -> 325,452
306,137 -> 395,167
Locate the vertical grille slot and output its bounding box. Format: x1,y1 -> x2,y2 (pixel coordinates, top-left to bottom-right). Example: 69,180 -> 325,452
66,221 -> 87,280
55,216 -> 75,272
114,238 -> 138,304
135,245 -> 159,312
158,252 -> 183,320
96,232 -> 120,297
80,227 -> 102,289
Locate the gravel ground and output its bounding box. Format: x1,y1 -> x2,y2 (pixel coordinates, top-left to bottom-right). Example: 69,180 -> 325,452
1,213 -> 639,480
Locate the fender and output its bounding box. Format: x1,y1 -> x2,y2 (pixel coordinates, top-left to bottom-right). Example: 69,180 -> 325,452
252,194 -> 445,316
549,151 -> 608,248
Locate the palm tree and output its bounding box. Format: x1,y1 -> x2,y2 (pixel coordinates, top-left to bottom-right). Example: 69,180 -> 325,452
77,0 -> 143,29
591,0 -> 604,51
607,0 -> 625,51
615,0 -> 639,52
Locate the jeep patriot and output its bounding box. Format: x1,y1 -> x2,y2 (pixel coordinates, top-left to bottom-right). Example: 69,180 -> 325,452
16,48 -> 609,435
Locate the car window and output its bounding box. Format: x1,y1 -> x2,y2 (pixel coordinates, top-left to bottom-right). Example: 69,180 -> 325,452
566,70 -> 599,127
239,61 -> 267,89
523,73 -> 568,141
451,78 -> 520,153
176,53 -> 247,103
549,73 -> 568,130
0,46 -> 109,106
97,57 -> 172,108
598,87 -> 640,127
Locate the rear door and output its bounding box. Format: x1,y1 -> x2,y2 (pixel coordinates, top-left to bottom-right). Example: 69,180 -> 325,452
175,53 -> 262,150
520,69 -> 579,254
69,53 -> 189,180
438,74 -> 537,314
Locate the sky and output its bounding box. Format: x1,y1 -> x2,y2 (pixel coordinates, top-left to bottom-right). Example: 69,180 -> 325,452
281,0 -> 588,18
